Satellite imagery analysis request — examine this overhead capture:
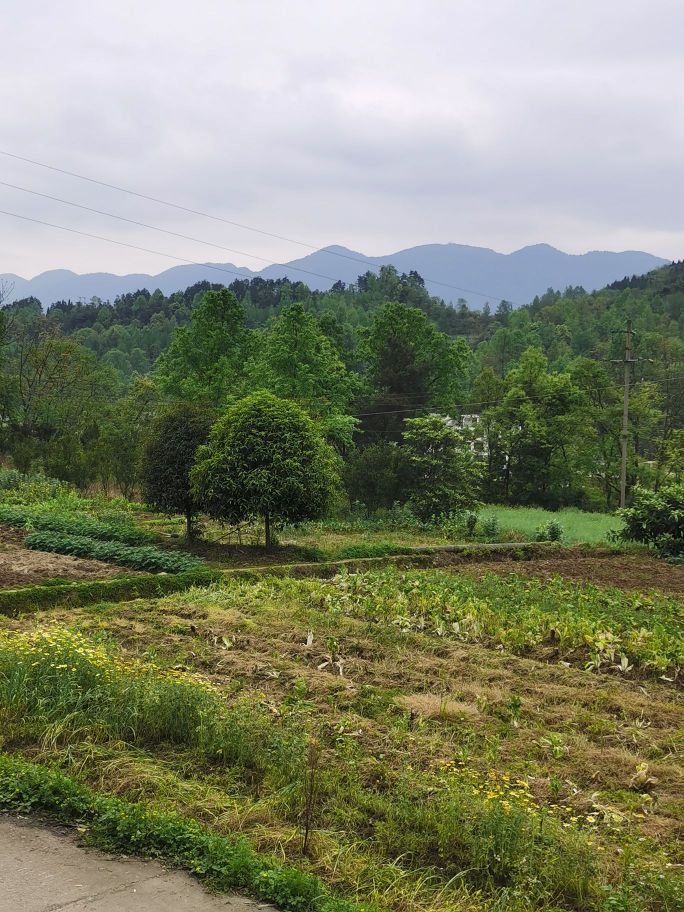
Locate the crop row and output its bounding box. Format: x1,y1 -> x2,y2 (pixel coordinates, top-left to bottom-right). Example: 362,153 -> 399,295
308,568 -> 683,677
0,504 -> 153,545
24,531 -> 202,574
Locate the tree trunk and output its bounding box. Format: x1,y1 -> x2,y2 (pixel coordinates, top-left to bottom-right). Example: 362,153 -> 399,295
264,511 -> 272,550
185,510 -> 195,543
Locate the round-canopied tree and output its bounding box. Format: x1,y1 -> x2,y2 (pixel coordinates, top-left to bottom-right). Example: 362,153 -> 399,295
401,414 -> 482,521
191,391 -> 336,549
141,401 -> 212,541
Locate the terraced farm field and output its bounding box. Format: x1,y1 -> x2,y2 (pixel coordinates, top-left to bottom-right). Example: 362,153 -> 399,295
1,555 -> 682,912
0,525 -> 133,587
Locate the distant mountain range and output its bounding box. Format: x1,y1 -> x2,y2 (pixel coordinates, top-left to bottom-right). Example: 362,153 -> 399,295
1,243 -> 670,309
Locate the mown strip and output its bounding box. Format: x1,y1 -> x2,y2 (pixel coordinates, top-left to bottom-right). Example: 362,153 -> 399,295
0,754 -> 370,912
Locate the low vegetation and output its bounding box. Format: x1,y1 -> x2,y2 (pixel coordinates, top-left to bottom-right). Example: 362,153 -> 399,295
0,756 -> 361,912
24,531 -> 202,573
0,263 -> 681,911
0,564 -> 681,912
0,503 -> 155,545
307,569 -> 683,678
284,505 -> 623,556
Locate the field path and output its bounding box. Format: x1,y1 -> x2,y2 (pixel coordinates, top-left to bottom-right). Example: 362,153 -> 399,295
0,816 -> 275,911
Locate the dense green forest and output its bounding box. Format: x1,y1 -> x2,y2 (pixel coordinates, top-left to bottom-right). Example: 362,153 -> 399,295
0,260 -> 682,513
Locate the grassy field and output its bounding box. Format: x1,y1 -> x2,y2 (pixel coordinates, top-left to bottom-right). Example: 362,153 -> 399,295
281,507 -> 623,556
476,506 -> 623,544
0,564 -> 682,912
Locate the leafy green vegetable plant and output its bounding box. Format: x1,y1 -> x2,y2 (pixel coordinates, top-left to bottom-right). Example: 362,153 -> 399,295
24,531 -> 201,573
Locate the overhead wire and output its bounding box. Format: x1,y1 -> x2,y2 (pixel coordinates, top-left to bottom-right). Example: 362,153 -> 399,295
0,148 -> 522,304
1,200 -> 678,426
350,373 -> 684,418
1,205 -> 677,420
0,208 -> 313,286
0,180 -> 342,286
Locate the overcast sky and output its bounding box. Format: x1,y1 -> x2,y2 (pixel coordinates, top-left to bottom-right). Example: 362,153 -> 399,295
1,0 -> 682,279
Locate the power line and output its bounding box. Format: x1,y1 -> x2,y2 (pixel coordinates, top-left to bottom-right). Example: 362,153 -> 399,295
0,148 -> 519,304
2,202 -> 675,418
0,180 -> 340,286
351,373 -> 684,418
0,208 -> 310,287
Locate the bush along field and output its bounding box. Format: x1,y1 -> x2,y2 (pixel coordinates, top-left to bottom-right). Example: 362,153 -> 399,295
0,567 -> 682,912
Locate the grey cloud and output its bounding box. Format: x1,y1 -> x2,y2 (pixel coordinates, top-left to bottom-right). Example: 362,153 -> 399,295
0,0 -> 682,280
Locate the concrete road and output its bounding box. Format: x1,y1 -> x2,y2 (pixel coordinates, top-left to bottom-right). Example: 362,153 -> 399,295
0,816 -> 275,911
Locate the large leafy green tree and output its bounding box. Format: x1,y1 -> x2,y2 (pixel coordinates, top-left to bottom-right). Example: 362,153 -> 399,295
401,414 -> 481,520
192,391 -> 336,548
141,401 -> 212,540
343,440 -> 411,512
362,301 -> 471,439
0,325 -> 115,482
480,348 -> 588,507
155,289 -> 249,406
91,376 -> 160,497
250,301 -> 357,446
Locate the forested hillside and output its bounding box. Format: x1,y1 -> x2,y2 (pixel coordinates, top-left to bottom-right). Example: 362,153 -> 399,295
1,260 -> 681,511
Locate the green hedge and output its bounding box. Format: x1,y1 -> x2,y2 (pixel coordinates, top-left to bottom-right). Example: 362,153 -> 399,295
0,570 -> 224,617
0,754 -> 369,912
24,531 -> 202,573
0,504 -> 154,545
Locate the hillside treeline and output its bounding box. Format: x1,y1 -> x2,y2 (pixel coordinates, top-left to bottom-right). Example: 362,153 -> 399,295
0,261 -> 682,511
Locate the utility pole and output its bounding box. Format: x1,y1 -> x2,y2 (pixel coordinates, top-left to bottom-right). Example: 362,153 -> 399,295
619,321 -> 635,509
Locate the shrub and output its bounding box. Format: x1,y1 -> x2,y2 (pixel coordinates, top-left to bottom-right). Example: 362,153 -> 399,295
24,531 -> 202,573
535,519 -> 564,542
617,484 -> 683,559
0,470 -> 71,503
480,515 -> 500,539
0,468 -> 25,490
335,542 -> 405,560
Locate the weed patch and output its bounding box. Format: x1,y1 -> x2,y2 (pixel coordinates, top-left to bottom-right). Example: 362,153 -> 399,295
0,627 -> 302,787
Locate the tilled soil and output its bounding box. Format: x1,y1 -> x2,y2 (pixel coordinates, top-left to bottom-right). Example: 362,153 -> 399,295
0,527 -> 126,588
456,553 -> 684,596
